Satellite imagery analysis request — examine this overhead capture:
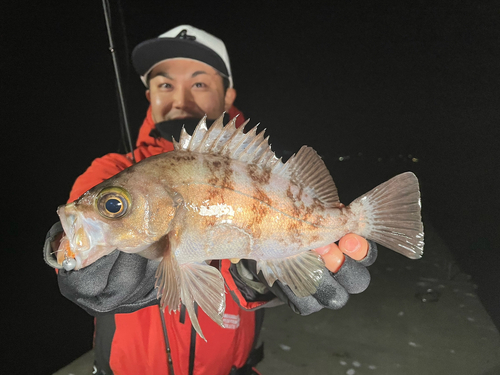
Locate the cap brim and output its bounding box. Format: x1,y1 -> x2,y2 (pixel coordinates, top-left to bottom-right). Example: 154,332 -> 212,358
132,38 -> 229,80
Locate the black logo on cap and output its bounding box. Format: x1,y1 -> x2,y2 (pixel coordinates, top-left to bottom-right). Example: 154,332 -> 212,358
176,30 -> 196,41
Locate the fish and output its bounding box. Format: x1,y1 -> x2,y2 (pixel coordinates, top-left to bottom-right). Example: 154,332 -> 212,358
56,115 -> 424,339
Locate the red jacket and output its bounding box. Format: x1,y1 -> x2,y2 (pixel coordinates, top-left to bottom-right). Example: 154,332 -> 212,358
68,107 -> 266,375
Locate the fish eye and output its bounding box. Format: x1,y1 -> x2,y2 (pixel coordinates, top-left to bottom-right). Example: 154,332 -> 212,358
96,187 -> 131,219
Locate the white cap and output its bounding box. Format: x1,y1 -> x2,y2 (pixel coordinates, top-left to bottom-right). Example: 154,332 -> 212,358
132,25 -> 233,88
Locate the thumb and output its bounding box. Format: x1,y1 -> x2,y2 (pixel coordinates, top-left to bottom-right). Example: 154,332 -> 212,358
338,233 -> 369,261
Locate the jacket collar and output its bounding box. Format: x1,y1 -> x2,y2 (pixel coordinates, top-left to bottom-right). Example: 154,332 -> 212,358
135,106 -> 246,148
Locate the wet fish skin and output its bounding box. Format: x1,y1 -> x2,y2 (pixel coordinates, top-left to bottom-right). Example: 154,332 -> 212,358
157,154 -> 345,264
56,115 -> 424,340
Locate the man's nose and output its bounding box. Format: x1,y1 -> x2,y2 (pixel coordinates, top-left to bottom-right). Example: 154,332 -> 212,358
172,86 -> 193,109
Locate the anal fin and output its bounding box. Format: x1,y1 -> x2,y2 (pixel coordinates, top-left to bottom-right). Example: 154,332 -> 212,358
256,251 -> 324,297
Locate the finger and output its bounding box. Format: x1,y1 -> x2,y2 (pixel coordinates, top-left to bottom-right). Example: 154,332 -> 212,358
313,243 -> 345,273
50,232 -> 64,253
334,256 -> 371,294
276,280 -> 323,315
312,273 -> 349,310
338,233 -> 369,261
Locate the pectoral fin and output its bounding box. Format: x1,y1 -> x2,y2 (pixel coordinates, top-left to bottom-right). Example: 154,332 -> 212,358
155,248 -> 226,341
155,244 -> 181,312
257,251 -> 325,297
179,262 -> 226,340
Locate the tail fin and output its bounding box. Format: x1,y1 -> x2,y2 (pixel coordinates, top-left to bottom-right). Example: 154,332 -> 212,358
347,172 -> 424,259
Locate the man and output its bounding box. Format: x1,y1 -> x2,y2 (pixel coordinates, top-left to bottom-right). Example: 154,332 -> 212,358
45,25 -> 377,375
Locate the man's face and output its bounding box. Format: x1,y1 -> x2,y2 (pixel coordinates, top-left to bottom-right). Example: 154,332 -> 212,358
146,59 -> 236,123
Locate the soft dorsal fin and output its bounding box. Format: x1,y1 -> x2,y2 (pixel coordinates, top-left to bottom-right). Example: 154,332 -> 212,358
281,146 -> 340,207
173,115 -> 339,207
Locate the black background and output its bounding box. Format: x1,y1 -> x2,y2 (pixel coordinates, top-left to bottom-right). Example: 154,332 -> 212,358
2,1 -> 499,373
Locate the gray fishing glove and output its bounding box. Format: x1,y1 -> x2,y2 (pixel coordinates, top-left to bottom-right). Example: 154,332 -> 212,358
276,241 -> 378,315
45,222 -> 160,316
229,241 -> 378,315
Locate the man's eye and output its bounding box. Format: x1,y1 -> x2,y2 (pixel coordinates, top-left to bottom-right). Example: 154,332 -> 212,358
193,82 -> 207,88
159,83 -> 172,89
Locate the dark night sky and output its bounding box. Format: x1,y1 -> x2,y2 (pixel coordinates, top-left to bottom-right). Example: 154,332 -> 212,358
2,1 -> 499,373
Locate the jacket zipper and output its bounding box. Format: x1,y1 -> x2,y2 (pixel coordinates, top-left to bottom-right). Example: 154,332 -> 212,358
188,305 -> 198,375
159,305 -> 175,375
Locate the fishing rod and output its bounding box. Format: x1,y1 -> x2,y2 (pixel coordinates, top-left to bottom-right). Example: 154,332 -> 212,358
43,2 -> 136,271
102,0 -> 136,164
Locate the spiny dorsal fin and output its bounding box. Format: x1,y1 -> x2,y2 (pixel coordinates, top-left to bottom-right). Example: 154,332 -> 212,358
173,114 -> 279,171
173,115 -> 339,207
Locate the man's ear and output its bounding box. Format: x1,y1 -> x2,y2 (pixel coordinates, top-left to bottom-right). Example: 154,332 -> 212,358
146,90 -> 151,102
224,88 -> 236,111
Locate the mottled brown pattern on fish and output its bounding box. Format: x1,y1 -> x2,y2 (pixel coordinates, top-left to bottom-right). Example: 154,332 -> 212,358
246,201 -> 269,239
286,185 -> 295,202
206,187 -> 223,201
253,187 -> 272,206
221,158 -> 235,190
312,214 -> 326,226
245,185 -> 273,239
286,218 -> 300,232
290,203 -> 302,220
286,218 -> 304,247
207,175 -> 219,186
311,198 -> 326,212
247,164 -> 271,185
285,184 -> 313,221
205,157 -> 235,190
251,201 -> 269,225
201,215 -> 218,229
204,158 -> 221,186
172,154 -> 197,162
301,205 -> 314,222
247,217 -> 262,239
285,183 -> 305,204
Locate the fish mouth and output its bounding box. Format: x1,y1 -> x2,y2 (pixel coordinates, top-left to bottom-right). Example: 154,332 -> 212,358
56,203 -> 115,270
